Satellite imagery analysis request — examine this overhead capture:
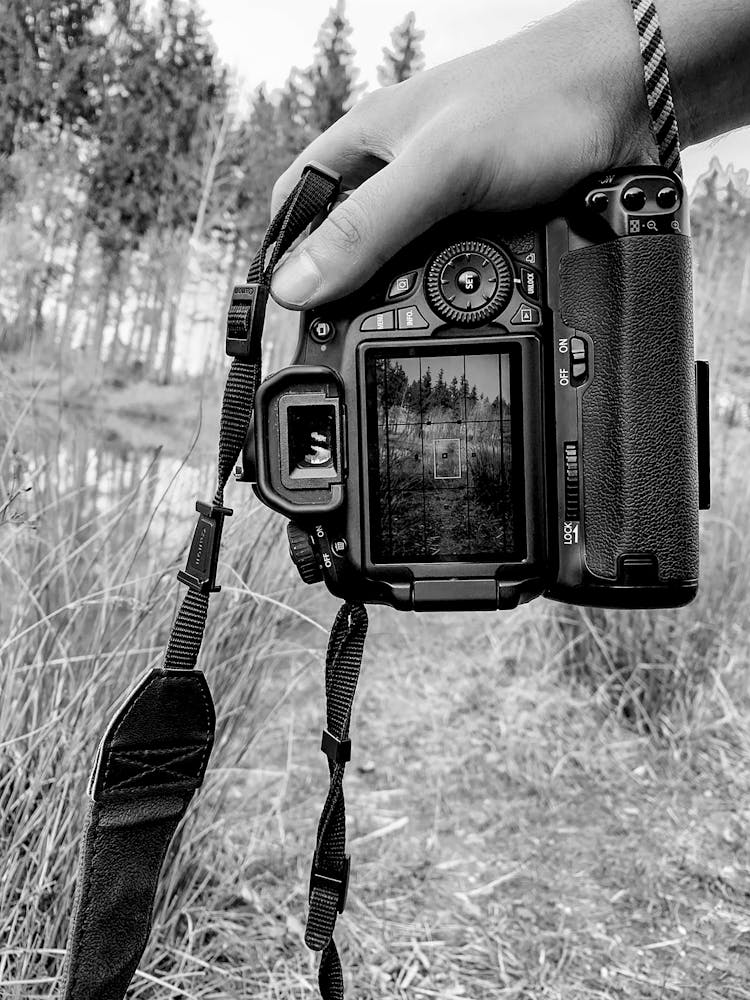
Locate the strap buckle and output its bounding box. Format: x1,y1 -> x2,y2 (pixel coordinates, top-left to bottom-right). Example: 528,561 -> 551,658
226,282 -> 268,359
177,500 -> 233,595
309,854 -> 350,914
321,729 -> 351,765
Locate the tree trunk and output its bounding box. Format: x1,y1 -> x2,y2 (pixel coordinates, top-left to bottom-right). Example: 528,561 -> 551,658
106,248 -> 132,365
90,259 -> 115,364
160,285 -> 179,385
144,267 -> 165,376
60,222 -> 89,352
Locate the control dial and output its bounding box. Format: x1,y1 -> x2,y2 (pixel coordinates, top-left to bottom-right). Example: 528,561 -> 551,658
287,522 -> 323,585
425,240 -> 514,326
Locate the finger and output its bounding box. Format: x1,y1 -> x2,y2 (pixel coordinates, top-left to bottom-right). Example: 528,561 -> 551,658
270,129 -> 478,309
270,96 -> 395,217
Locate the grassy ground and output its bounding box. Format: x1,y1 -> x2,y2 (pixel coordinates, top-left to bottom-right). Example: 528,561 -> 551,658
2,357 -> 750,998
196,592 -> 750,1000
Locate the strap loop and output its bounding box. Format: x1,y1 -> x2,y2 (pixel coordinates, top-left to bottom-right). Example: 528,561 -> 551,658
321,729 -> 352,764
310,855 -> 351,914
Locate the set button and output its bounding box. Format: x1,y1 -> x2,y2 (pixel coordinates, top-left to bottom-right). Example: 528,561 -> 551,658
455,267 -> 482,294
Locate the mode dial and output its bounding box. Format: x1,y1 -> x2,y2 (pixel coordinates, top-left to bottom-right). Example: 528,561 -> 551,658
425,240 -> 514,326
287,522 -> 323,585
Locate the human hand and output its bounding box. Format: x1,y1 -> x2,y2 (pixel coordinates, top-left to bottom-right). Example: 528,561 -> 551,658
269,0 -> 657,310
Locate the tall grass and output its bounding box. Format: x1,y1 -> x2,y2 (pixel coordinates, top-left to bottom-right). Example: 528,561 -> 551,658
555,421 -> 750,745
0,372 -> 316,997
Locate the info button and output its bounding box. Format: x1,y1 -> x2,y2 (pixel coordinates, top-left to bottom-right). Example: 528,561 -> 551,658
397,305 -> 429,330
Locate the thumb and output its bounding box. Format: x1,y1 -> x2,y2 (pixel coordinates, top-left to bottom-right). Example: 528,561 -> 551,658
270,142 -> 477,309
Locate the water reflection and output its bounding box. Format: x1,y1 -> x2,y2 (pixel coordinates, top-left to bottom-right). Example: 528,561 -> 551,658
5,427 -> 216,557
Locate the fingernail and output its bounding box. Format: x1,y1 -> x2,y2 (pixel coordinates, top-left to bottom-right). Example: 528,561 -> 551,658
271,249 -> 322,307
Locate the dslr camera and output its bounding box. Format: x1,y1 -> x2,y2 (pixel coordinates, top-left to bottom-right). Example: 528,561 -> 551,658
236,166 -> 711,611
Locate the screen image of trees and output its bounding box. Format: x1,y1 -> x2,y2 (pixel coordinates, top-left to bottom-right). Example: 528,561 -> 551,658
371,353 -> 517,562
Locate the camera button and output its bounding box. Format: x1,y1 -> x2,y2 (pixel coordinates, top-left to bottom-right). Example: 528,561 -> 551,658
622,186 -> 646,211
331,538 -> 348,557
519,267 -> 539,301
570,336 -> 588,384
510,304 -> 541,326
455,267 -> 482,294
397,305 -> 429,330
387,271 -> 418,300
310,318 -> 335,343
361,310 -> 395,331
656,186 -> 679,209
586,191 -> 609,212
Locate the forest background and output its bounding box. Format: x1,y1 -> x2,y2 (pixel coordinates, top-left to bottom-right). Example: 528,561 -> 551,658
2,1 -> 750,998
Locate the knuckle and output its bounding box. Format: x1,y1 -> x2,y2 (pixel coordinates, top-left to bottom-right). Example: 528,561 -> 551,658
352,87 -> 385,116
346,93 -> 395,161
321,197 -> 370,253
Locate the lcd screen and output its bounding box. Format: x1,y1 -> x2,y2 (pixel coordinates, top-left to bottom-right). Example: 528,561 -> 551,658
366,345 -> 524,563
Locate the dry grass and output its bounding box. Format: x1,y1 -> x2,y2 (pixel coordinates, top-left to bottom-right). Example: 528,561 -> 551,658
1,380 -> 750,998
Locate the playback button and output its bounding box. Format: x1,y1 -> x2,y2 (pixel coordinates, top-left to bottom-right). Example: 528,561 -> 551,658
510,304 -> 541,326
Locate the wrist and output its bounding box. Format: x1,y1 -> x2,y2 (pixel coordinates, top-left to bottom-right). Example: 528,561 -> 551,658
652,0 -> 750,148
540,0 -> 659,169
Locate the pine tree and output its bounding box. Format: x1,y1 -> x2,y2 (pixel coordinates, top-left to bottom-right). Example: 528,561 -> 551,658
303,1 -> 361,133
83,0 -> 226,368
0,0 -> 104,157
377,12 -> 425,87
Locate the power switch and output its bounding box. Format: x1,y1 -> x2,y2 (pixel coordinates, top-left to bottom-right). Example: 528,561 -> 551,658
570,336 -> 588,385
564,442 -> 580,520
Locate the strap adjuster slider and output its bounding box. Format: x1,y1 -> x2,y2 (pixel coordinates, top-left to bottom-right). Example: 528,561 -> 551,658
302,160 -> 343,196
321,729 -> 351,764
226,283 -> 268,359
309,854 -> 350,913
177,501 -> 233,595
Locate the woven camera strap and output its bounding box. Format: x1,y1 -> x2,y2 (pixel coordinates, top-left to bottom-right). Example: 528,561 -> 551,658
60,162 -> 365,1000
627,0 -> 683,174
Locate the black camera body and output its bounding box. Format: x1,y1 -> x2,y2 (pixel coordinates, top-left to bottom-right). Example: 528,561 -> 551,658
238,167 -> 711,612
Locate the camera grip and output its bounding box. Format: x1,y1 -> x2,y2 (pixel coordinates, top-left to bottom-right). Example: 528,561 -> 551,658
559,234 -> 698,584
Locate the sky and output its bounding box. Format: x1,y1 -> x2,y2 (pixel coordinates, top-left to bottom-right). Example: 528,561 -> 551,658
198,0 -> 750,192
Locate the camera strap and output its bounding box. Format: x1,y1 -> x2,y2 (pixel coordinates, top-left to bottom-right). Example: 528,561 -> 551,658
60,162 -> 363,1000
627,0 -> 683,174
